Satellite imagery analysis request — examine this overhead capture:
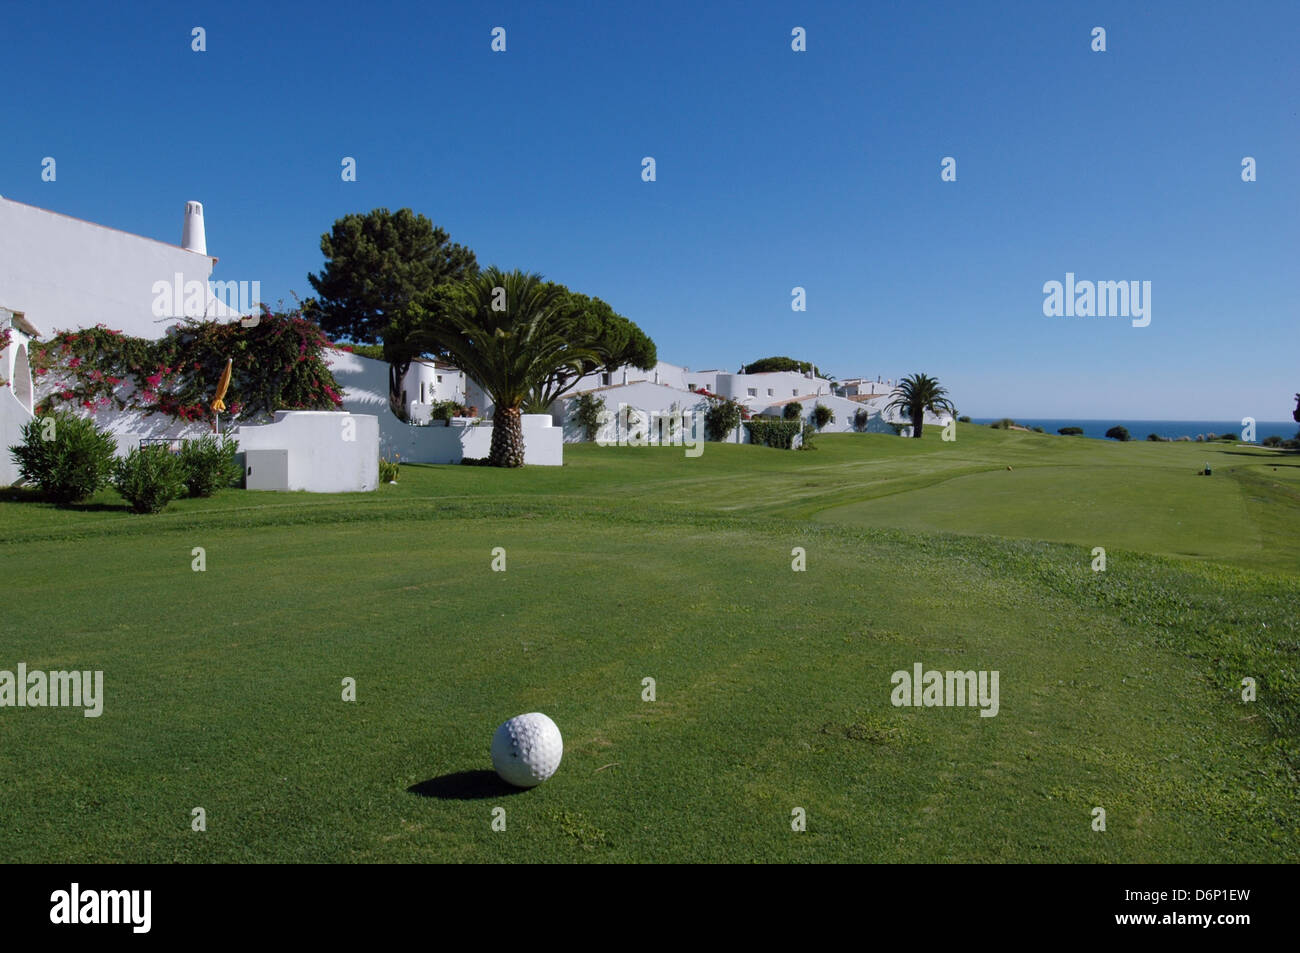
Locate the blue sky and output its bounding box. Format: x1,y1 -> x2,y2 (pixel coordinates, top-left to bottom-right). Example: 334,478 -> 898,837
2,0 -> 1296,419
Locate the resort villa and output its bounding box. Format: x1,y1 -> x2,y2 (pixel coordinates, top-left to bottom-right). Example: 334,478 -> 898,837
0,198 -> 945,489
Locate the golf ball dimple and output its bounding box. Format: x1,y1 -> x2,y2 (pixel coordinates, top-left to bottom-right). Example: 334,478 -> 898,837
491,712 -> 563,787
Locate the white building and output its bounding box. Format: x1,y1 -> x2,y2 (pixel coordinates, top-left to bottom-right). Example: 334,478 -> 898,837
326,349 -> 561,465
569,360 -> 689,393
835,376 -> 896,398
0,196 -> 249,341
1,307 -> 41,486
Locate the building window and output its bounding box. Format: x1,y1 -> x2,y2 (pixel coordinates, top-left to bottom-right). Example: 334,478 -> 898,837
747,387 -> 757,397
601,372 -> 611,386
437,375 -> 443,383
767,388 -> 774,396
792,390 -> 798,396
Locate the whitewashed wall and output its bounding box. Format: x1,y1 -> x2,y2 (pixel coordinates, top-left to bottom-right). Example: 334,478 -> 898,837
233,411 -> 378,492
569,360 -> 689,393
0,197 -> 225,340
385,414 -> 562,465
325,350 -> 561,465
552,381 -> 710,444
715,370 -> 833,406
758,394 -> 870,434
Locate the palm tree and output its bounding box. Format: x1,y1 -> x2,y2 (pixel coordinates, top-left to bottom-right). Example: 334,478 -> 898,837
409,268 -> 599,467
885,373 -> 955,439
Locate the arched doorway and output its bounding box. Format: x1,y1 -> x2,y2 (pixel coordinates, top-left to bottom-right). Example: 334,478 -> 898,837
12,342 -> 33,414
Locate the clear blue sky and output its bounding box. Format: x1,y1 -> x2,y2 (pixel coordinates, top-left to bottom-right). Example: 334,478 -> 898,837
2,0 -> 1295,419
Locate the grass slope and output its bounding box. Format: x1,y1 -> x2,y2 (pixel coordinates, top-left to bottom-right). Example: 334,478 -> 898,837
1,428 -> 1296,862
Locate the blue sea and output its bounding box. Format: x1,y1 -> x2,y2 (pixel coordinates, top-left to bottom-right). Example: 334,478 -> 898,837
969,419 -> 1299,442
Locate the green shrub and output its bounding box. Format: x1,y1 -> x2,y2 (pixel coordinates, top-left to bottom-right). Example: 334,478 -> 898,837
8,411 -> 117,503
1105,426 -> 1132,442
1031,426 -> 1045,433
572,393 -> 607,441
1058,426 -> 1083,436
957,415 -> 972,423
379,456 -> 400,482
853,408 -> 870,432
743,418 -> 801,449
989,418 -> 1017,429
798,423 -> 818,450
812,404 -> 834,430
782,401 -> 803,421
1262,435 -> 1283,448
179,435 -> 240,497
113,445 -> 186,514
704,399 -> 743,442
430,400 -> 459,422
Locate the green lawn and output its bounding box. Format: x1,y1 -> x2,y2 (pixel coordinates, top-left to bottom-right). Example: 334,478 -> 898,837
1,427 -> 1296,862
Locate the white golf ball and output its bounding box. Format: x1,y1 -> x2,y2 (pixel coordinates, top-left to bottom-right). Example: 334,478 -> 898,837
491,712 -> 563,788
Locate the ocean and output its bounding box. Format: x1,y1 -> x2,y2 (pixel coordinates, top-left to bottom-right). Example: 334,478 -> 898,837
969,419 -> 1299,442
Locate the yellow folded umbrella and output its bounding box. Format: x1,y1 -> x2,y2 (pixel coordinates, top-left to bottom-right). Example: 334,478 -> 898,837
210,358 -> 233,413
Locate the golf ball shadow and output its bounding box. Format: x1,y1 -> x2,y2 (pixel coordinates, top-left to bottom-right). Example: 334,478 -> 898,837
407,770 -> 526,800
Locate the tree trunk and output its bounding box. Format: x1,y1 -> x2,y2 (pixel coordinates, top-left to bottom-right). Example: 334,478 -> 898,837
388,361 -> 411,422
489,405 -> 526,467
912,409 -> 924,438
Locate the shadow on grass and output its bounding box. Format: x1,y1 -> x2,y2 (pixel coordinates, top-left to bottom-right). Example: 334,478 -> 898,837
408,770 -> 525,800
0,486 -> 130,510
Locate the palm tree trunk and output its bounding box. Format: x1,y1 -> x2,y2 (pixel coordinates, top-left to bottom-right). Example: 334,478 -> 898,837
489,405 -> 526,467
912,409 -> 924,438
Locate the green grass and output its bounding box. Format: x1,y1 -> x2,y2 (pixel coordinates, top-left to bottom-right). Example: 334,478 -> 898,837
1,427 -> 1296,862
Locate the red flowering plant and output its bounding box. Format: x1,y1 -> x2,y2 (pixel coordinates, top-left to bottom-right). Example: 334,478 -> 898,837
28,311 -> 344,422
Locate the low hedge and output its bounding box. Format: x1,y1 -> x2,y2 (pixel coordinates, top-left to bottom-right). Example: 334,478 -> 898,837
744,418 -> 802,449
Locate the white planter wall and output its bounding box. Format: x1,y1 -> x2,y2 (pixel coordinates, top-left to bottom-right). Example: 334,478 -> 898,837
233,411 -> 379,492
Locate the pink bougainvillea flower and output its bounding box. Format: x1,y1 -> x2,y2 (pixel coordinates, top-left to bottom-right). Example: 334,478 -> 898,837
142,391 -> 157,403
60,390 -> 74,399
68,356 -> 82,368
146,374 -> 162,387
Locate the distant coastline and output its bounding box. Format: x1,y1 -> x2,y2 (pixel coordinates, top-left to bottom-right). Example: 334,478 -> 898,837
969,419 -> 1299,442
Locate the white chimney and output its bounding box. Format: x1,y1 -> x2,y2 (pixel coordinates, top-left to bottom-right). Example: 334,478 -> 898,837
182,201 -> 207,255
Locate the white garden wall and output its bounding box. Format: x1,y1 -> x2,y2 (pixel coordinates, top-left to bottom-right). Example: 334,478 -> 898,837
325,350 -> 561,465
233,411 -> 378,492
